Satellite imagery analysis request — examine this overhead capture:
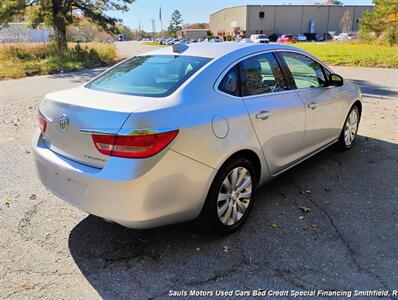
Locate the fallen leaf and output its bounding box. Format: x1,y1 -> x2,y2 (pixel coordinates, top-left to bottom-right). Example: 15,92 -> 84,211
299,188 -> 311,196
29,194 -> 37,200
299,205 -> 311,213
271,223 -> 278,228
4,199 -> 11,207
25,150 -> 31,154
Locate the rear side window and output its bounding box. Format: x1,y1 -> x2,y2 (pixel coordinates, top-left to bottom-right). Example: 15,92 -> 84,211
241,53 -> 288,97
281,52 -> 327,89
219,65 -> 240,96
86,55 -> 211,97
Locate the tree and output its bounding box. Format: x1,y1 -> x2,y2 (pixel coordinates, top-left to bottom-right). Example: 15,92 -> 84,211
339,9 -> 353,33
359,0 -> 398,44
0,0 -> 134,51
168,10 -> 183,37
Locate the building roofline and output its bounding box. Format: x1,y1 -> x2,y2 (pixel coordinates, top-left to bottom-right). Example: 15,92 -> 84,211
181,29 -> 209,32
210,4 -> 373,16
210,5 -> 247,17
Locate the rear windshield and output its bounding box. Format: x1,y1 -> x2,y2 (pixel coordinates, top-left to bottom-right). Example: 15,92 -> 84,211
258,36 -> 268,39
86,55 -> 211,97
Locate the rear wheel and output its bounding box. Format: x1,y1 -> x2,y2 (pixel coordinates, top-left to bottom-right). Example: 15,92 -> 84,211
200,157 -> 258,235
337,105 -> 360,150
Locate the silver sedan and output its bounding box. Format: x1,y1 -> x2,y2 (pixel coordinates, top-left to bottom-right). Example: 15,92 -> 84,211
33,43 -> 361,234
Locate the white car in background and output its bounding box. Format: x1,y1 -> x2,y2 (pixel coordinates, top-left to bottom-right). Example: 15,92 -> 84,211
250,34 -> 270,43
239,38 -> 253,43
333,33 -> 353,42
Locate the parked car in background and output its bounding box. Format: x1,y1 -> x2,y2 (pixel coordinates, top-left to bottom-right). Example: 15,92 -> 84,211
250,34 -> 270,43
209,38 -> 223,43
294,34 -> 307,42
268,33 -> 280,42
239,38 -> 253,43
34,43 -> 362,234
277,34 -> 296,43
333,33 -> 354,42
165,38 -> 182,45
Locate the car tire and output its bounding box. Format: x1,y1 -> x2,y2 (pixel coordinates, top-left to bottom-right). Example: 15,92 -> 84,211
337,105 -> 360,151
199,156 -> 258,235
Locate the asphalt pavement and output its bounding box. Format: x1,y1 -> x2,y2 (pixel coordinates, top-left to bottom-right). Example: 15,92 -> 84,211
0,42 -> 397,299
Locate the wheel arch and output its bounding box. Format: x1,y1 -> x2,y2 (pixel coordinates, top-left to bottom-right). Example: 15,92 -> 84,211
217,149 -> 262,184
352,100 -> 362,118
197,148 -> 263,225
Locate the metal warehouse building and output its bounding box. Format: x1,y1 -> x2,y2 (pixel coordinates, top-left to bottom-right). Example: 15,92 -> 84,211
209,5 -> 373,36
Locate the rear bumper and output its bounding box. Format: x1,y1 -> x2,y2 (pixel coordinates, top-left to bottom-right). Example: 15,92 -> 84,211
32,129 -> 216,229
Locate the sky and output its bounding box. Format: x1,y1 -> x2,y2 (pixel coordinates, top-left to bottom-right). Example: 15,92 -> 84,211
109,0 -> 373,32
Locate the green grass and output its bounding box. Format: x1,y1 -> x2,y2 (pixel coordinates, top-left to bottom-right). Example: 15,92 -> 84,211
0,42 -> 116,79
295,42 -> 398,68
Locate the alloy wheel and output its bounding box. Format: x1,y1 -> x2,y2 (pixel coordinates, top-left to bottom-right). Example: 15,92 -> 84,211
217,167 -> 252,226
344,108 -> 359,147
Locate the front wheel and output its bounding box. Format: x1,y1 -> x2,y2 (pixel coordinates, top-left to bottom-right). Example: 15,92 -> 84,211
337,105 -> 360,150
200,157 -> 258,235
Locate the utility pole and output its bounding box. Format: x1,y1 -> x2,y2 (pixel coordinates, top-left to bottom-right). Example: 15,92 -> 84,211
159,6 -> 163,39
138,19 -> 142,39
151,18 -> 156,40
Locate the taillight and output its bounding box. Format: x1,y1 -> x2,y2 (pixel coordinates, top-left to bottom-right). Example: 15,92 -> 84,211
38,113 -> 47,133
91,129 -> 179,159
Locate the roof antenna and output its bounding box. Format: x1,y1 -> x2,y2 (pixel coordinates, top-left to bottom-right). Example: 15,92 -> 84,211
172,43 -> 188,53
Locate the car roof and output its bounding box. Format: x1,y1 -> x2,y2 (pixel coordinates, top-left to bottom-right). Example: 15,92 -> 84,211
144,42 -> 300,59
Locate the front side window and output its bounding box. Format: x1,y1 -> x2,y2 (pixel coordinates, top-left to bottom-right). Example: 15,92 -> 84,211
281,52 -> 327,89
219,65 -> 240,96
241,53 -> 288,97
86,55 -> 211,97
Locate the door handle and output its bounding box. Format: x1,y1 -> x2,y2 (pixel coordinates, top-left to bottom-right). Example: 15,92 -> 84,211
308,102 -> 318,110
255,110 -> 271,120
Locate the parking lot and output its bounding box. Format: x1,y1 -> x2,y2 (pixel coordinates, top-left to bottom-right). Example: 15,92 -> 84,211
0,42 -> 397,299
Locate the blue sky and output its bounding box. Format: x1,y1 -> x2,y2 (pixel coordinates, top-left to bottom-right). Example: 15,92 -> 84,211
110,0 -> 373,32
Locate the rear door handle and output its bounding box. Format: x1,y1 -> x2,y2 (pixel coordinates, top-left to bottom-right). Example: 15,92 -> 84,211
308,102 -> 319,110
255,110 -> 271,120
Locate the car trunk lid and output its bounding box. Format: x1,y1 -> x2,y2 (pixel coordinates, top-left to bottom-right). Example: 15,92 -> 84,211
39,87 -> 158,168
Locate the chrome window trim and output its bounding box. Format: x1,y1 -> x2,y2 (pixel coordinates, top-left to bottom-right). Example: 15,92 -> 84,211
213,48 -> 335,100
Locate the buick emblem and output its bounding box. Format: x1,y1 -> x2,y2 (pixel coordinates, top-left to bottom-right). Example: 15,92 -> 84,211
59,114 -> 69,131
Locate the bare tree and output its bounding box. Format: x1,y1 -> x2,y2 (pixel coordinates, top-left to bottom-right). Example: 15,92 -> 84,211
339,9 -> 353,33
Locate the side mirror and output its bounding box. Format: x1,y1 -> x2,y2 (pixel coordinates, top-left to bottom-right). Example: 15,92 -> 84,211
329,73 -> 344,87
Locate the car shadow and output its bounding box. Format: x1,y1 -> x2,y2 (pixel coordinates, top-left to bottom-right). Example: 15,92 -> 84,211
68,135 -> 398,299
349,79 -> 398,99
